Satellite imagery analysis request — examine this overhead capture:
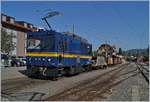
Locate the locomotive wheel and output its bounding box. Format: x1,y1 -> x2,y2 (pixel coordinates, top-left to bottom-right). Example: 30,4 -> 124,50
26,66 -> 40,78
104,65 -> 108,69
44,68 -> 59,80
64,67 -> 69,76
26,65 -> 33,76
64,67 -> 77,76
85,65 -> 90,72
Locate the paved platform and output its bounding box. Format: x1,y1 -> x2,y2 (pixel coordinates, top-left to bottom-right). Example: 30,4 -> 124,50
2,63 -> 149,101
1,66 -> 27,81
2,64 -> 123,101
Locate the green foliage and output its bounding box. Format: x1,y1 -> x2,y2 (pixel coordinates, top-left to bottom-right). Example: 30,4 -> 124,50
1,28 -> 15,54
118,48 -> 122,55
147,45 -> 149,53
143,55 -> 149,62
92,50 -> 97,56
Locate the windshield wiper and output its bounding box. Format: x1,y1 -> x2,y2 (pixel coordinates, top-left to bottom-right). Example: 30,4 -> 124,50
28,44 -> 41,51
33,44 -> 41,49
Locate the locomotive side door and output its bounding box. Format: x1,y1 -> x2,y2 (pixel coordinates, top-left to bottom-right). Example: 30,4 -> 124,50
57,34 -> 68,67
58,37 -> 64,65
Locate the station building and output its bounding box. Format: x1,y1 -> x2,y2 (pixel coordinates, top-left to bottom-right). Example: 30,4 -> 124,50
1,13 -> 38,57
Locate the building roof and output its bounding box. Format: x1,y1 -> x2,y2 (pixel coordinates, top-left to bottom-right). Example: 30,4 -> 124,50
16,21 -> 33,25
98,44 -> 113,50
1,13 -> 15,19
1,13 -> 37,32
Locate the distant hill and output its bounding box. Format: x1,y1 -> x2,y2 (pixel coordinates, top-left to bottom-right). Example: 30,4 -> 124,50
123,48 -> 148,56
126,49 -> 147,54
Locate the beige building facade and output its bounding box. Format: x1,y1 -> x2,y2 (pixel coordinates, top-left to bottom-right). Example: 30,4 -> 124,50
1,13 -> 37,57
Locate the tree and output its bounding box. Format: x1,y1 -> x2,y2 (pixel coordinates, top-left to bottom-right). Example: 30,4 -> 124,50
92,50 -> 97,56
1,28 -> 15,54
147,45 -> 149,54
118,48 -> 122,55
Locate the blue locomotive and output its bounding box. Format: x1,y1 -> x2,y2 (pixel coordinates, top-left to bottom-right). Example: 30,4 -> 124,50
26,30 -> 92,78
26,11 -> 92,79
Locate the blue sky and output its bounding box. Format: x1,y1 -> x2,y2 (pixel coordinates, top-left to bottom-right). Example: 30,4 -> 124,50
1,1 -> 149,51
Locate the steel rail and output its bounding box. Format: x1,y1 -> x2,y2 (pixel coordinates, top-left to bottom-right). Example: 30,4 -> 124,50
136,63 -> 149,84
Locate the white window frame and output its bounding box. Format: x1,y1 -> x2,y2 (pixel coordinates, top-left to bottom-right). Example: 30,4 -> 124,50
10,18 -> 15,24
24,23 -> 27,28
2,15 -> 6,21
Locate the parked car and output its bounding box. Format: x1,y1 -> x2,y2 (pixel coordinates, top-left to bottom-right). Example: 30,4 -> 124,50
22,58 -> 26,65
11,57 -> 26,66
11,57 -> 19,67
18,57 -> 26,66
1,52 -> 26,67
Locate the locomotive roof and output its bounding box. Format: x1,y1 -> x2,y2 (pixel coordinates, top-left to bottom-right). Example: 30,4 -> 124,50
27,30 -> 55,35
27,30 -> 89,44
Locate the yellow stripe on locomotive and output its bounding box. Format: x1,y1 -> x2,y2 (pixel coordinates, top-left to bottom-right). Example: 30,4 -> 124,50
26,52 -> 92,59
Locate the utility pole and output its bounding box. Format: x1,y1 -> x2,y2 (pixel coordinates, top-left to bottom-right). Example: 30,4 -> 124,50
72,24 -> 75,34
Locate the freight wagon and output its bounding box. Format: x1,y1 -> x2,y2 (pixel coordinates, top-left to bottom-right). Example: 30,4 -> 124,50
92,44 -> 122,68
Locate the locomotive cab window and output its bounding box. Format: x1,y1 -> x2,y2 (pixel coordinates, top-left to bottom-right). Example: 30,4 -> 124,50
27,35 -> 54,50
27,39 -> 41,49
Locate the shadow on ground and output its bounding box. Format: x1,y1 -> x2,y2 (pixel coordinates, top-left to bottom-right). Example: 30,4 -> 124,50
2,92 -> 45,101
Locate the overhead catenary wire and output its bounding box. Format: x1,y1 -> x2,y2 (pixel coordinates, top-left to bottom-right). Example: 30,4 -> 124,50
111,5 -> 145,49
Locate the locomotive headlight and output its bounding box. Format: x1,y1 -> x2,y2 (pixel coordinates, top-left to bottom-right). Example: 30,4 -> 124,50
47,58 -> 51,62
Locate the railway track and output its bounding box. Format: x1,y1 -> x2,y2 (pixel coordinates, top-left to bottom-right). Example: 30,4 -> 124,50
45,63 -> 133,101
1,63 -> 122,95
136,62 -> 149,84
2,63 -> 132,101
